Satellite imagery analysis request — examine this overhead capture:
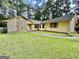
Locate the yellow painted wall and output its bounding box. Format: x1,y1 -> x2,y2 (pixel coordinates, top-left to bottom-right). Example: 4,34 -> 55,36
39,28 -> 45,30
44,23 -> 51,30
44,21 -> 70,32
58,21 -> 69,32
31,25 -> 38,30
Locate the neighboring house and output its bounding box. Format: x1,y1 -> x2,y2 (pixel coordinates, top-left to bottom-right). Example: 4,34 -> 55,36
42,15 -> 78,33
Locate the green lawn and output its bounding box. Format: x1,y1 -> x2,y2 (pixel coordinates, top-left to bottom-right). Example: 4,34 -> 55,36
0,32 -> 79,59
35,31 -> 79,36
34,31 -> 68,36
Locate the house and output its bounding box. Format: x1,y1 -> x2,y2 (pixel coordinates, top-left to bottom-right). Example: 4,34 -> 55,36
42,15 -> 78,33
0,14 -> 78,33
1,16 -> 41,33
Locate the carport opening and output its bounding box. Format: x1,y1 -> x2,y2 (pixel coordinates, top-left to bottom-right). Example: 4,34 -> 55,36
0,22 -> 7,33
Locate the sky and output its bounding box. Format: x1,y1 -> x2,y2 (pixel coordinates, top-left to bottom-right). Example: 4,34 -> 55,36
23,0 -> 48,18
23,0 -> 76,8
23,0 -> 48,7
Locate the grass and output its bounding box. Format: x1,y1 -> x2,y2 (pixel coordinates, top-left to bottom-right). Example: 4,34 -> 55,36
0,32 -> 79,59
71,33 -> 79,36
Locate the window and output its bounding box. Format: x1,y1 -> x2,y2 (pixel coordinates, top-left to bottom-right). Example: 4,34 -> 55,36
34,24 -> 39,28
50,23 -> 58,28
42,23 -> 45,28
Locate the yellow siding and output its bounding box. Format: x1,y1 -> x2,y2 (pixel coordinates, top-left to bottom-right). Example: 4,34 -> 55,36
32,25 -> 36,30
58,21 -> 69,32
44,23 -> 58,31
44,21 -> 70,32
44,23 -> 50,30
31,25 -> 38,30
39,28 -> 45,30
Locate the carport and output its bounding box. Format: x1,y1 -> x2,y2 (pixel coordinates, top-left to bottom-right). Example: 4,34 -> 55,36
0,21 -> 7,33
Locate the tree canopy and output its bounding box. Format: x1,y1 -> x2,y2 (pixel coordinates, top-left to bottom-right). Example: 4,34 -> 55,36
0,0 -> 78,21
34,0 -> 70,21
0,0 -> 25,20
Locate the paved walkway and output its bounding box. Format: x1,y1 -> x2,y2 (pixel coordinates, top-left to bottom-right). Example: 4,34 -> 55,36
31,32 -> 79,39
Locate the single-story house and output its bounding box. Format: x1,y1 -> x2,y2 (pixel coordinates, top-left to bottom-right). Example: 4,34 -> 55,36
0,14 -> 78,33
42,14 -> 78,33
0,16 -> 41,33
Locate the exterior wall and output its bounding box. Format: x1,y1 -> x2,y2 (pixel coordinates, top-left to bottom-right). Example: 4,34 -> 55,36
58,21 -> 69,32
39,28 -> 45,30
16,17 -> 29,32
69,16 -> 78,33
44,23 -> 58,31
32,24 -> 39,30
27,24 -> 33,31
44,21 -> 70,32
7,19 -> 17,33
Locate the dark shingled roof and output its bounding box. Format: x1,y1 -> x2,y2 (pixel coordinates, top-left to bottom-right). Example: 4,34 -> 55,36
43,14 -> 75,23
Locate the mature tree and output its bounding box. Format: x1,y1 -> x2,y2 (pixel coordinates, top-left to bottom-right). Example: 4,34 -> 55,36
0,0 -> 26,20
8,0 -> 25,16
34,0 -> 70,21
0,0 -> 11,20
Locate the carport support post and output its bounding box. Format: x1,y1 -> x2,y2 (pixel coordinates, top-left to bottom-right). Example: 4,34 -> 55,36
40,23 -> 43,29
40,17 -> 43,29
